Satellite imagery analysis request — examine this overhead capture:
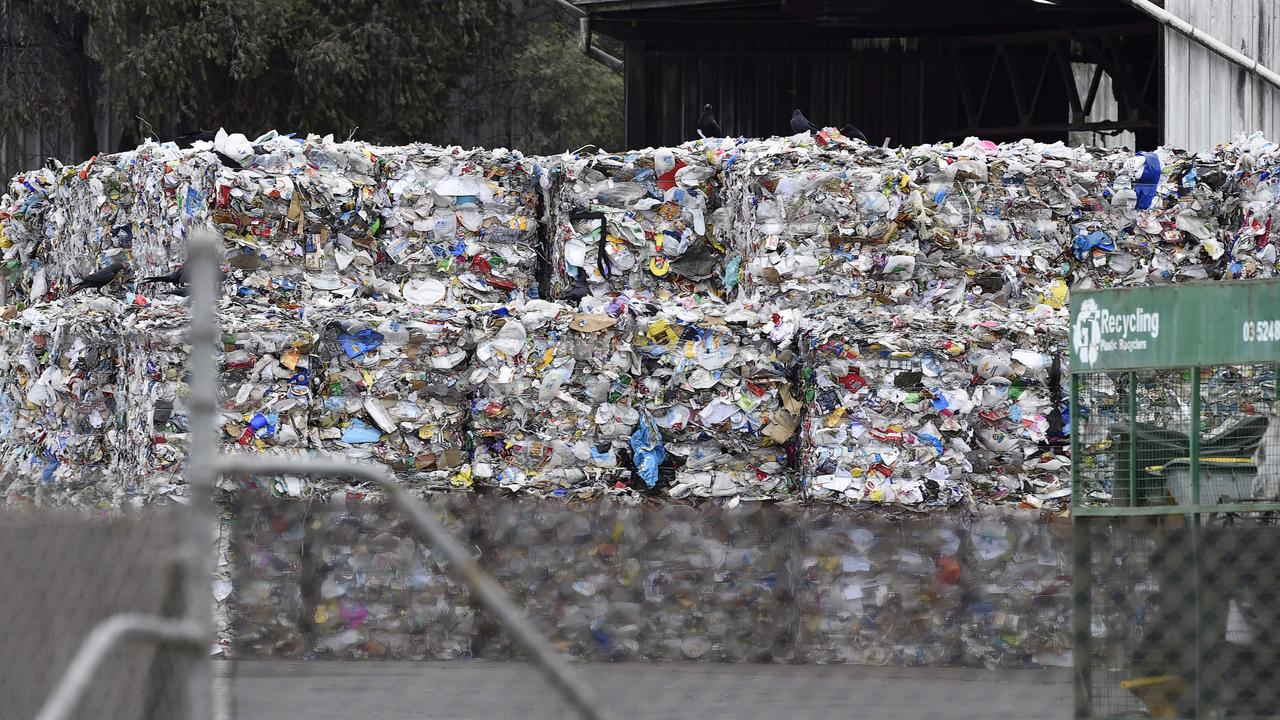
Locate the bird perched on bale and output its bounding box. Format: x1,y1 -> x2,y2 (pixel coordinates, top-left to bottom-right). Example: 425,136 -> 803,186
790,109 -> 820,134
141,261 -> 224,287
697,104 -> 722,139
68,263 -> 125,295
840,124 -> 868,143
141,262 -> 189,285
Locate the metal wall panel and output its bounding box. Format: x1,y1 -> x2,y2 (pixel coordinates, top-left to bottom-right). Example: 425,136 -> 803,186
1164,0 -> 1280,151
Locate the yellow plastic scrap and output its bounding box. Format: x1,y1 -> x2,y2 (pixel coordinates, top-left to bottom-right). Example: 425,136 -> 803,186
536,348 -> 555,371
450,466 -> 474,488
1041,279 -> 1069,309
646,319 -> 679,347
1120,675 -> 1186,718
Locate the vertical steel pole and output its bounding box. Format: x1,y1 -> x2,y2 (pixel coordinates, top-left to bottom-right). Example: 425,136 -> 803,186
1189,367 -> 1202,719
1190,368 -> 1201,506
1070,373 -> 1092,718
1071,374 -> 1082,508
1128,371 -> 1138,506
185,228 -> 221,720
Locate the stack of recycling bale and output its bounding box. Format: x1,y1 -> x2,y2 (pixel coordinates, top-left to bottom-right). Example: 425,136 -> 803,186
547,147 -> 725,300
225,494 -> 1069,665
1,132 -> 545,310
469,299 -> 639,492
0,298 -> 124,507
311,301 -> 473,486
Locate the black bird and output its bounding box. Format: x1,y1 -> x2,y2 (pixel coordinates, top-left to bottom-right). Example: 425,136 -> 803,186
141,262 -> 187,285
840,124 -> 869,143
212,150 -> 246,168
69,264 -> 123,294
697,104 -> 722,138
164,286 -> 190,297
169,129 -> 218,147
142,262 -> 224,285
790,109 -> 820,134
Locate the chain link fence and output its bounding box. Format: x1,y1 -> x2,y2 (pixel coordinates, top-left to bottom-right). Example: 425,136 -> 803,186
0,506 -> 198,720
1074,364 -> 1280,719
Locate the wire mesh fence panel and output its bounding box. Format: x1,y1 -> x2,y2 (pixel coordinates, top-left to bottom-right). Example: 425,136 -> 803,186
1073,360 -> 1280,719
1075,369 -> 1195,508
0,505 -> 196,720
1076,514 -> 1280,720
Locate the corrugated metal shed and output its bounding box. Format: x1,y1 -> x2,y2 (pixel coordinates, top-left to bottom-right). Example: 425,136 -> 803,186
1164,0 -> 1280,150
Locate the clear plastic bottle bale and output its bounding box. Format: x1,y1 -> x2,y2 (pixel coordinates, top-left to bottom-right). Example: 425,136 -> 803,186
469,300 -> 637,493
311,301 -> 473,488
547,147 -> 723,300
631,299 -> 801,500
0,297 -> 124,508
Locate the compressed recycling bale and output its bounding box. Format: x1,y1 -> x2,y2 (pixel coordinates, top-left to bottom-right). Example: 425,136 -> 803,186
222,494 -> 307,658
548,147 -> 724,299
790,507 -> 1070,669
469,299 -> 638,492
630,299 -> 803,499
716,136 -> 914,303
800,302 -> 1068,507
0,133 -> 544,308
216,304 -> 316,456
311,302 -> 473,485
118,299 -> 191,502
0,298 -> 124,508
306,492 -> 477,660
371,144 -> 544,306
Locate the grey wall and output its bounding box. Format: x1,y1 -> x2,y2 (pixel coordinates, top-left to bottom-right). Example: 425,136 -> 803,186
1164,0 -> 1280,151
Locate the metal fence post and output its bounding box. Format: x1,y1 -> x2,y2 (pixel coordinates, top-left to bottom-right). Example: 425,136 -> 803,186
1128,371 -> 1138,506
186,228 -> 222,720
1189,366 -> 1202,718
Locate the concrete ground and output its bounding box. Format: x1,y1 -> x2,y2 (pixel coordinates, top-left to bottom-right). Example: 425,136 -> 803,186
214,660 -> 1072,720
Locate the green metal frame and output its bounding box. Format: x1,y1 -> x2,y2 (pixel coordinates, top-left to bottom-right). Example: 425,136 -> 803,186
1070,278 -> 1280,720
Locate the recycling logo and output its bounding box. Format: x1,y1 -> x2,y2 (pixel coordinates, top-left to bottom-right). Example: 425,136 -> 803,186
1073,298 -> 1102,367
